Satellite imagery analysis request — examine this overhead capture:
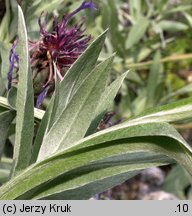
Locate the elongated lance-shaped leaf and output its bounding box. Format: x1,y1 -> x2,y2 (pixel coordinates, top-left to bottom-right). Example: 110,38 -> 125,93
7,87 -> 17,109
129,97 -> 192,124
33,158 -> 171,200
0,42 -> 11,87
55,30 -> 108,121
27,0 -> 68,20
30,99 -> 53,164
166,5 -> 192,14
30,63 -> 59,164
0,121 -> 191,199
0,0 -> 11,41
146,51 -> 161,108
103,0 -> 125,58
183,12 -> 192,27
86,71 -> 129,136
161,83 -> 192,102
37,55 -> 114,161
157,20 -> 188,32
26,156 -> 172,200
31,31 -> 107,163
11,6 -> 34,176
46,63 -> 60,132
41,171 -> 141,199
0,111 -> 15,155
126,17 -> 149,49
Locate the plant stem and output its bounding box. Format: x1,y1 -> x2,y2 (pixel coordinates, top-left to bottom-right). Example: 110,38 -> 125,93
127,53 -> 192,69
1,157 -> 13,164
174,124 -> 192,129
0,96 -> 10,109
0,96 -> 44,120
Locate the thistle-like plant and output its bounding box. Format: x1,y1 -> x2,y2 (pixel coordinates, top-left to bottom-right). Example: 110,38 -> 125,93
0,3 -> 192,200
8,1 -> 96,108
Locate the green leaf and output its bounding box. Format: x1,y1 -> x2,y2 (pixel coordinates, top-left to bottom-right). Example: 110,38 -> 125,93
55,30 -> 108,120
0,42 -> 11,88
126,17 -> 149,49
126,38 -> 174,65
11,6 -> 34,176
30,99 -> 53,164
27,0 -> 65,17
0,121 -> 191,200
161,83 -> 192,102
46,63 -> 60,132
129,0 -> 141,20
157,20 -> 188,32
102,0 -> 125,57
44,170 -> 141,199
132,90 -> 147,116
162,165 -> 192,199
0,111 -> 15,155
0,0 -> 11,41
38,55 -> 114,161
166,5 -> 192,14
35,156 -> 170,200
146,51 -> 162,108
183,12 -> 192,28
30,63 -> 60,164
0,169 -> 10,184
0,78 -> 5,96
31,31 -> 107,163
131,97 -> 192,124
7,87 -> 17,109
86,71 -> 128,135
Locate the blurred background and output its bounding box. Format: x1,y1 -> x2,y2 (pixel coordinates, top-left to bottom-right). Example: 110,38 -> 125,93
0,0 -> 192,199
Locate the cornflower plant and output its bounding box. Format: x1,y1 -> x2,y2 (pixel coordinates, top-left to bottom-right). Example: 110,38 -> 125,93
8,1 -> 96,108
0,1 -> 192,200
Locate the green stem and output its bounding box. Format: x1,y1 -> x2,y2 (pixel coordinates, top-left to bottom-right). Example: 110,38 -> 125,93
1,157 -> 13,165
0,96 -> 10,109
127,53 -> 192,69
0,96 -> 44,120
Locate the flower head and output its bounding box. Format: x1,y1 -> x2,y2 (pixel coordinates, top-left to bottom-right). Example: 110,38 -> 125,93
29,1 -> 97,107
8,1 -> 97,108
36,85 -> 50,109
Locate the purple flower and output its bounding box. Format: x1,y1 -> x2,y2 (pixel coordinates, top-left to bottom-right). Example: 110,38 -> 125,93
36,85 -> 50,108
8,39 -> 19,90
65,1 -> 97,21
8,1 -> 96,108
29,1 -> 97,107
